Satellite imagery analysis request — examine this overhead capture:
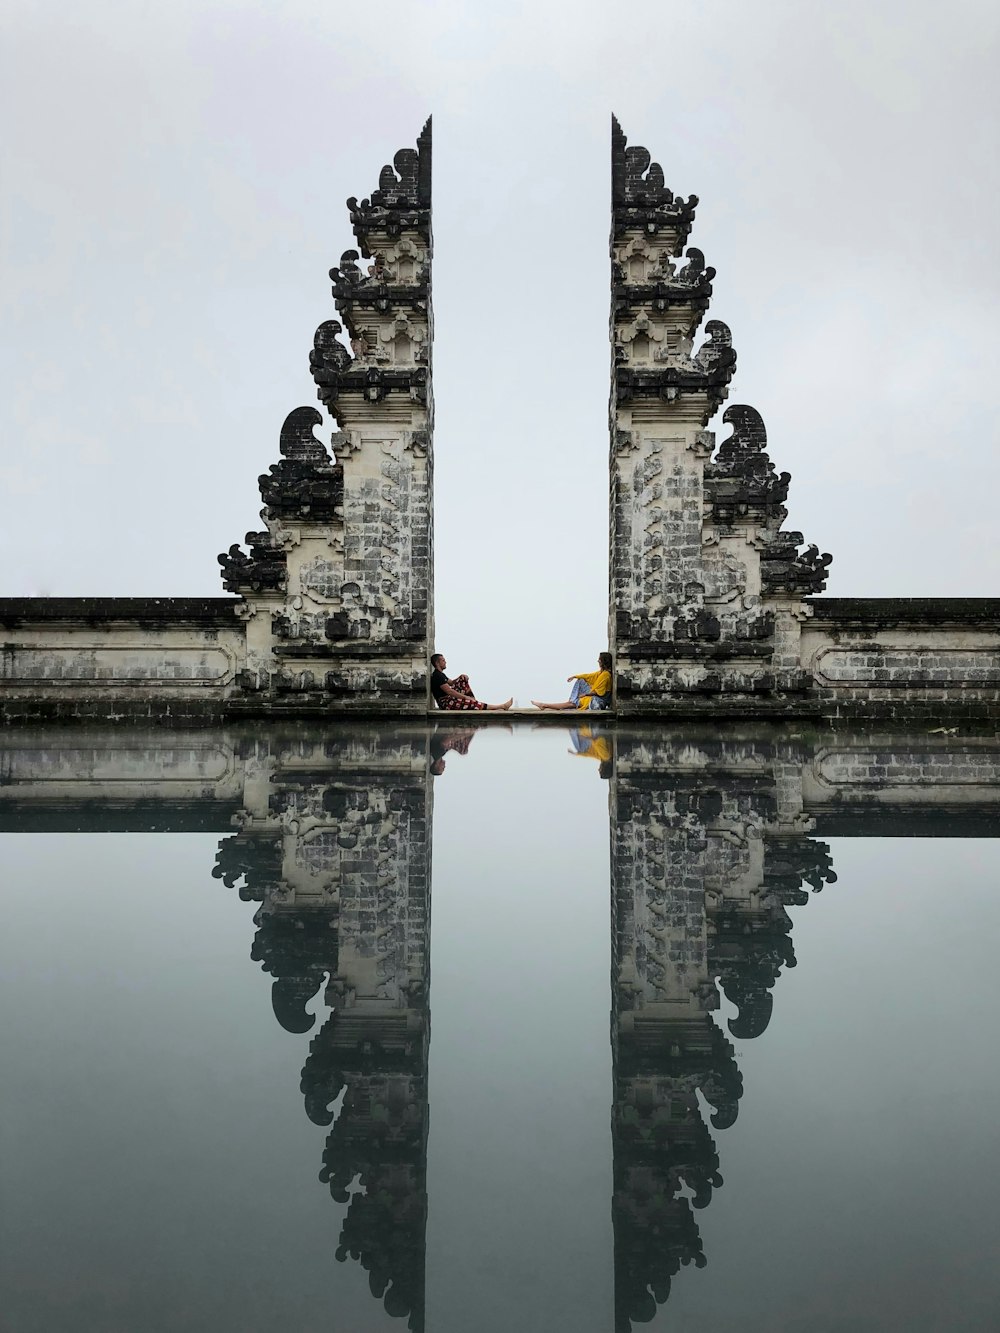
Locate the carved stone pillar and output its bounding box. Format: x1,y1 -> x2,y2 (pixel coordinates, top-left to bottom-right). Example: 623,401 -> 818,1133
610,119 -> 831,716
220,121 -> 434,715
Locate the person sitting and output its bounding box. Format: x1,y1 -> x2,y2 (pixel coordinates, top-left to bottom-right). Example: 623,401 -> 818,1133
532,653 -> 613,711
430,653 -> 513,711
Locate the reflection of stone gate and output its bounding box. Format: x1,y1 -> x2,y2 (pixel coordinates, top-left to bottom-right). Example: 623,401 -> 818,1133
607,725 -> 1000,1327
3,724 -> 1000,1328
212,731 -> 432,1331
0,726 -> 432,1331
610,730 -> 834,1328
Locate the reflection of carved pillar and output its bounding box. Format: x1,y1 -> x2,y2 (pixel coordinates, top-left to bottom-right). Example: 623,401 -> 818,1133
306,774 -> 430,1332
610,731 -> 833,1328
611,773 -> 739,1329
215,729 -> 431,1332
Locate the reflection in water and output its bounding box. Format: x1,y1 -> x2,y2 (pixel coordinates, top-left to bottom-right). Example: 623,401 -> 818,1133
568,725 -> 614,778
429,726 -> 477,777
2,724 -> 1000,1329
610,734 -> 835,1328
212,734 -> 432,1331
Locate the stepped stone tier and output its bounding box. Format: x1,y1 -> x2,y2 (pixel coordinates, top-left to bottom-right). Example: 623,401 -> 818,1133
1,116 -> 999,722
4,720 -> 1000,1325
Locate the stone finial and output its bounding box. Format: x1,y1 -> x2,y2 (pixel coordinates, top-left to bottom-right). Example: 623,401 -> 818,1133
705,404 -> 791,519
258,407 -> 343,523
760,531 -> 833,595
347,117 -> 432,255
278,406 -> 330,463
715,403 -> 769,464
217,530 -> 286,594
611,115 -> 698,245
693,320 -> 737,374
309,321 -> 353,411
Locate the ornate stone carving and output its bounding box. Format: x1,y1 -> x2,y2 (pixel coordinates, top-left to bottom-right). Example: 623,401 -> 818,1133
309,321 -> 354,407
610,120 -> 832,712
614,322 -> 736,409
346,116 -> 432,255
705,404 -> 790,521
221,121 -> 433,713
258,407 -> 344,524
611,114 -> 698,244
217,530 -> 285,594
761,531 -> 834,595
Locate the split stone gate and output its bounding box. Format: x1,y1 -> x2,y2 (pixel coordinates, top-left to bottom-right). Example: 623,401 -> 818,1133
2,118 -> 998,723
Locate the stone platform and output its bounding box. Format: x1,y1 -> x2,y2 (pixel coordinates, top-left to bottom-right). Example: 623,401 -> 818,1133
429,707 -> 615,725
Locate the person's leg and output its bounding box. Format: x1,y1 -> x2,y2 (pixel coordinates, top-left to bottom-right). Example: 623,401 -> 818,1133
449,673 -> 510,710
568,679 -> 588,707
440,675 -> 487,710
532,678 -> 589,710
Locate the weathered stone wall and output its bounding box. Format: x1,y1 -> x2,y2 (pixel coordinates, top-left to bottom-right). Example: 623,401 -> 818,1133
802,599 -> 1000,721
0,598 -> 243,725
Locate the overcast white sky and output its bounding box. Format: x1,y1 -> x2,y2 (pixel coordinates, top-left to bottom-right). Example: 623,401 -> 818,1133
2,0 -> 998,701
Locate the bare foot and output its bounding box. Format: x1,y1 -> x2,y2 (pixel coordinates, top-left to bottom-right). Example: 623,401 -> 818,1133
501,697 -> 513,710
530,701 -> 546,710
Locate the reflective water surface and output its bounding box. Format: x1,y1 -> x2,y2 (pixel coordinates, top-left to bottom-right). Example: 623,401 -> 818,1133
1,723 -> 999,1332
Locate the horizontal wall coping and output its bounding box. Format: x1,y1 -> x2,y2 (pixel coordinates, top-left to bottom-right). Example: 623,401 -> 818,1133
806,598 -> 1000,627
0,597 -> 243,629
0,799 -> 240,834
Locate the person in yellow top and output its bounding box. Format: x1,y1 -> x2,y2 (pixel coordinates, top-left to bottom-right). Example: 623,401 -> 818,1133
532,653 -> 613,711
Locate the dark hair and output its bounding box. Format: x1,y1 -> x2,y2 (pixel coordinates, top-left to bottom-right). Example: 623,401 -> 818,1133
430,652 -> 444,668
599,652 -> 613,673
